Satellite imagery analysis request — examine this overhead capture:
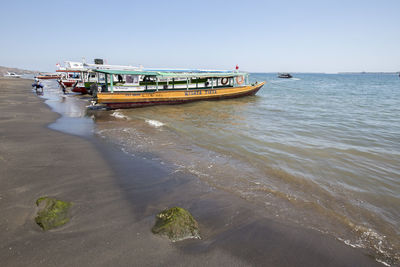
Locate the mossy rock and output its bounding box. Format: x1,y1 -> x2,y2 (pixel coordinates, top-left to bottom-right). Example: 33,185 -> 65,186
35,197 -> 72,231
152,207 -> 200,242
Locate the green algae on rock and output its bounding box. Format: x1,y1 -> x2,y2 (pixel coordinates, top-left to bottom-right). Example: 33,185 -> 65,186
35,197 -> 72,231
152,207 -> 200,242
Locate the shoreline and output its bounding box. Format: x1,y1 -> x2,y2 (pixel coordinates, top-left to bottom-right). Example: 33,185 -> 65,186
0,78 -> 382,266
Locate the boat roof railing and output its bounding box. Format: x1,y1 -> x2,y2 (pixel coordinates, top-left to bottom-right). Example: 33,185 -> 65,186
142,68 -> 232,73
93,69 -> 248,78
56,69 -> 87,73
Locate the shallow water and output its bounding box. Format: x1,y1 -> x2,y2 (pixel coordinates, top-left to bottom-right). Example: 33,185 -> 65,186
41,74 -> 400,265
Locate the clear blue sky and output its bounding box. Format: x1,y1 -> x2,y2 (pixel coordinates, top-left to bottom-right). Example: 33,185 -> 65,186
1,0 -> 399,72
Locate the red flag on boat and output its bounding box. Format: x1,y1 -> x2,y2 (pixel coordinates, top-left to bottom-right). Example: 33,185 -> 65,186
235,64 -> 239,70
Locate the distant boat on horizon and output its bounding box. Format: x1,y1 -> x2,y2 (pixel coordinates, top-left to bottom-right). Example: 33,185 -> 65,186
278,73 -> 293,79
4,72 -> 21,78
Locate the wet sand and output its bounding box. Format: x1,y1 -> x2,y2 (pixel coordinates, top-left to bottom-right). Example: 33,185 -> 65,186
0,78 -> 381,266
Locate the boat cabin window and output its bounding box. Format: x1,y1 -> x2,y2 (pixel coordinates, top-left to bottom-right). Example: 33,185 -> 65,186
125,75 -> 139,85
98,73 -> 105,82
143,76 -> 156,82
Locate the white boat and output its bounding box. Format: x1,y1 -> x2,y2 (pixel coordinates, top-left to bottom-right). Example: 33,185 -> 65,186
4,72 -> 21,78
56,59 -> 142,94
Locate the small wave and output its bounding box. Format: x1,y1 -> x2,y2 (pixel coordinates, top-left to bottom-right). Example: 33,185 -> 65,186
111,111 -> 130,120
338,237 -> 364,249
188,168 -> 210,177
121,147 -> 135,156
291,78 -> 301,81
376,259 -> 391,267
145,119 -> 164,127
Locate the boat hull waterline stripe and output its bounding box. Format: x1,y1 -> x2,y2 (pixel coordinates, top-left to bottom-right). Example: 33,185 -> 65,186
97,82 -> 265,109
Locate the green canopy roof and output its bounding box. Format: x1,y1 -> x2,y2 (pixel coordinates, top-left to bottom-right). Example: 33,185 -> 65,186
94,69 -> 248,78
94,69 -> 159,76
157,72 -> 248,78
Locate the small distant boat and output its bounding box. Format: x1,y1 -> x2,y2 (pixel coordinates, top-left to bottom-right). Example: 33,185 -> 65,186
36,73 -> 61,80
4,72 -> 21,78
278,73 -> 293,79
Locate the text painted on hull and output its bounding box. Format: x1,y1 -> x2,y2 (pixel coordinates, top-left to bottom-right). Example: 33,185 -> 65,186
123,89 -> 218,97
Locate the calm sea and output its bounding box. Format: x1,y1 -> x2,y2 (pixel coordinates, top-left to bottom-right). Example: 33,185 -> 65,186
43,73 -> 400,265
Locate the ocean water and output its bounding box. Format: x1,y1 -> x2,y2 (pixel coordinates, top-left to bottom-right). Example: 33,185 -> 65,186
42,74 -> 400,265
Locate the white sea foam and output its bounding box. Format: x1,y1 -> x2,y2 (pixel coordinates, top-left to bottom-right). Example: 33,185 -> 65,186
338,238 -> 364,248
188,168 -> 210,177
121,147 -> 135,156
376,259 -> 391,266
111,111 -> 130,120
145,119 -> 164,127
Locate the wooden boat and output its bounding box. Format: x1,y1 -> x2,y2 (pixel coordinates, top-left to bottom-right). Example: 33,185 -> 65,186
56,69 -> 94,93
56,61 -> 92,93
91,69 -> 265,109
56,69 -> 84,88
56,60 -> 142,94
36,73 -> 61,80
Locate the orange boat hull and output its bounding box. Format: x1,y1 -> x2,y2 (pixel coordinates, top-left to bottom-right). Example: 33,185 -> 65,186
96,82 -> 265,109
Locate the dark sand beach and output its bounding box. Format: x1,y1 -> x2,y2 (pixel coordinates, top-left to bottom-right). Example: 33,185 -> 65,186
0,78 -> 381,266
